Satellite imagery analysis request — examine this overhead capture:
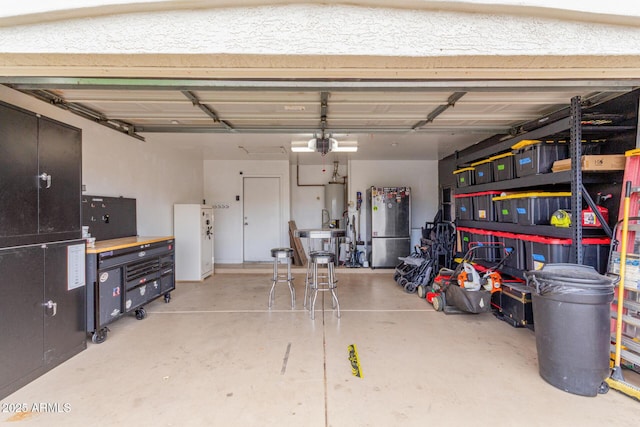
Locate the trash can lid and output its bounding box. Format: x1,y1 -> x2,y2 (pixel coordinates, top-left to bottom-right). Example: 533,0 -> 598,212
525,263 -> 613,290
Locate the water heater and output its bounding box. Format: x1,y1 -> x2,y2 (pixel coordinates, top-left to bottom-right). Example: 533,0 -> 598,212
324,182 -> 345,227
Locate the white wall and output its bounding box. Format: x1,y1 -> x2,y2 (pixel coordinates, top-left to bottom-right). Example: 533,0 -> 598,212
204,160 -> 290,263
0,85 -> 204,236
3,1 -> 639,28
3,5 -> 640,57
290,163 -> 348,254
348,160 -> 439,251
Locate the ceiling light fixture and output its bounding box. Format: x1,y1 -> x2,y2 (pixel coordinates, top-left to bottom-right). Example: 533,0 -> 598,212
291,136 -> 358,154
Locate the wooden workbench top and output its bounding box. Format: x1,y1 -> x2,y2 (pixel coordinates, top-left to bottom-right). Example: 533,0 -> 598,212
86,236 -> 174,254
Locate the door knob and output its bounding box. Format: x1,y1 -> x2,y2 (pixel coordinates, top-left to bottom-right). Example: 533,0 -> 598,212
244,222 -> 248,225
43,300 -> 57,316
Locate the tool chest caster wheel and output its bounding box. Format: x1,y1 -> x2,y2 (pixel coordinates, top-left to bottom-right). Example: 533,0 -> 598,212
135,308 -> 146,320
164,293 -> 171,303
92,328 -> 108,344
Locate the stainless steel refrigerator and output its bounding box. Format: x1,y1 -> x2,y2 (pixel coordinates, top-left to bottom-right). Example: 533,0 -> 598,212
366,186 -> 411,268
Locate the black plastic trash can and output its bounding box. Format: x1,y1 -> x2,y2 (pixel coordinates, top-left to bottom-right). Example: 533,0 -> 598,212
524,264 -> 614,396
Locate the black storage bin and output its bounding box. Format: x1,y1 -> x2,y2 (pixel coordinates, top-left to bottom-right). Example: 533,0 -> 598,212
525,236 -> 610,274
525,264 -> 614,396
470,229 -> 501,262
502,192 -> 571,226
454,194 -> 474,220
494,231 -> 526,270
491,153 -> 515,181
473,191 -> 502,221
458,227 -> 473,252
471,158 -> 493,185
453,167 -> 474,188
492,195 -> 515,223
512,140 -> 568,177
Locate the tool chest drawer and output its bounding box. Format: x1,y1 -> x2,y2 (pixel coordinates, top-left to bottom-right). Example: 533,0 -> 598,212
98,242 -> 172,269
125,258 -> 161,291
125,283 -> 149,311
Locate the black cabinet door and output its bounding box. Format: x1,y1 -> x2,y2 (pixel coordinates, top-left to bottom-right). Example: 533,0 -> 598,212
0,104 -> 38,241
38,118 -> 82,236
0,246 -> 44,394
43,241 -> 86,366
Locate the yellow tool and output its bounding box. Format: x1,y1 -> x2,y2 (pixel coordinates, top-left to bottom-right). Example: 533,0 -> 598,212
550,209 -> 571,228
348,344 -> 363,378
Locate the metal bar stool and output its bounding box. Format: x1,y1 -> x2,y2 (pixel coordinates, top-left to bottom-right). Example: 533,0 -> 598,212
303,250 -> 318,309
268,247 -> 295,309
308,251 -> 340,320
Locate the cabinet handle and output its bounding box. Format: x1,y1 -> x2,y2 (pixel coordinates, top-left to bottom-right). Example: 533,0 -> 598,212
39,172 -> 52,189
43,300 -> 57,316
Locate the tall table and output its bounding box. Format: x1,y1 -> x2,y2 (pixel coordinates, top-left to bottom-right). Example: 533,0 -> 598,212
294,228 -> 345,262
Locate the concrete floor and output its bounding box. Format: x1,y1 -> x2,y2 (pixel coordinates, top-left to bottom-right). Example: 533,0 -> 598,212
1,268 -> 639,426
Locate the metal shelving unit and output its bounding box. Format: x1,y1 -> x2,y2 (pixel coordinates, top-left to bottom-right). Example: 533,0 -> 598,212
456,220 -> 606,239
451,94 -> 637,280
455,170 -> 622,194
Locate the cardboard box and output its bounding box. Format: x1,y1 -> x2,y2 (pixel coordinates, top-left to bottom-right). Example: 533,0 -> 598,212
552,155 -> 626,172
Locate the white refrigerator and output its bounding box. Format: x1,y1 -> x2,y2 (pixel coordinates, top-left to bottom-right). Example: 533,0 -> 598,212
174,204 -> 214,281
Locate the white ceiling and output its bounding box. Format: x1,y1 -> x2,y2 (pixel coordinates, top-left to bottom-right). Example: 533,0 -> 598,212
8,79 -> 633,164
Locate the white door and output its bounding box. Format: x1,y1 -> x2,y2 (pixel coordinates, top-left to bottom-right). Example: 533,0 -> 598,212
201,207 -> 214,276
243,177 -> 280,261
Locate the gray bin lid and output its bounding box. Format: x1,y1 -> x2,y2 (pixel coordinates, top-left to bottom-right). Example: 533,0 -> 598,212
525,264 -> 613,300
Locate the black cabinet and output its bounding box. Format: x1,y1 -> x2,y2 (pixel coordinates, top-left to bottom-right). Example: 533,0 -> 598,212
0,104 -> 38,239
44,241 -> 87,365
0,246 -> 44,397
0,102 -> 82,248
38,117 -> 82,237
0,101 -> 84,400
0,241 -> 86,400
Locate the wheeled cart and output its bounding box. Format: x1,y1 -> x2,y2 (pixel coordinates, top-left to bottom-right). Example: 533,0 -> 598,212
86,236 -> 175,343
